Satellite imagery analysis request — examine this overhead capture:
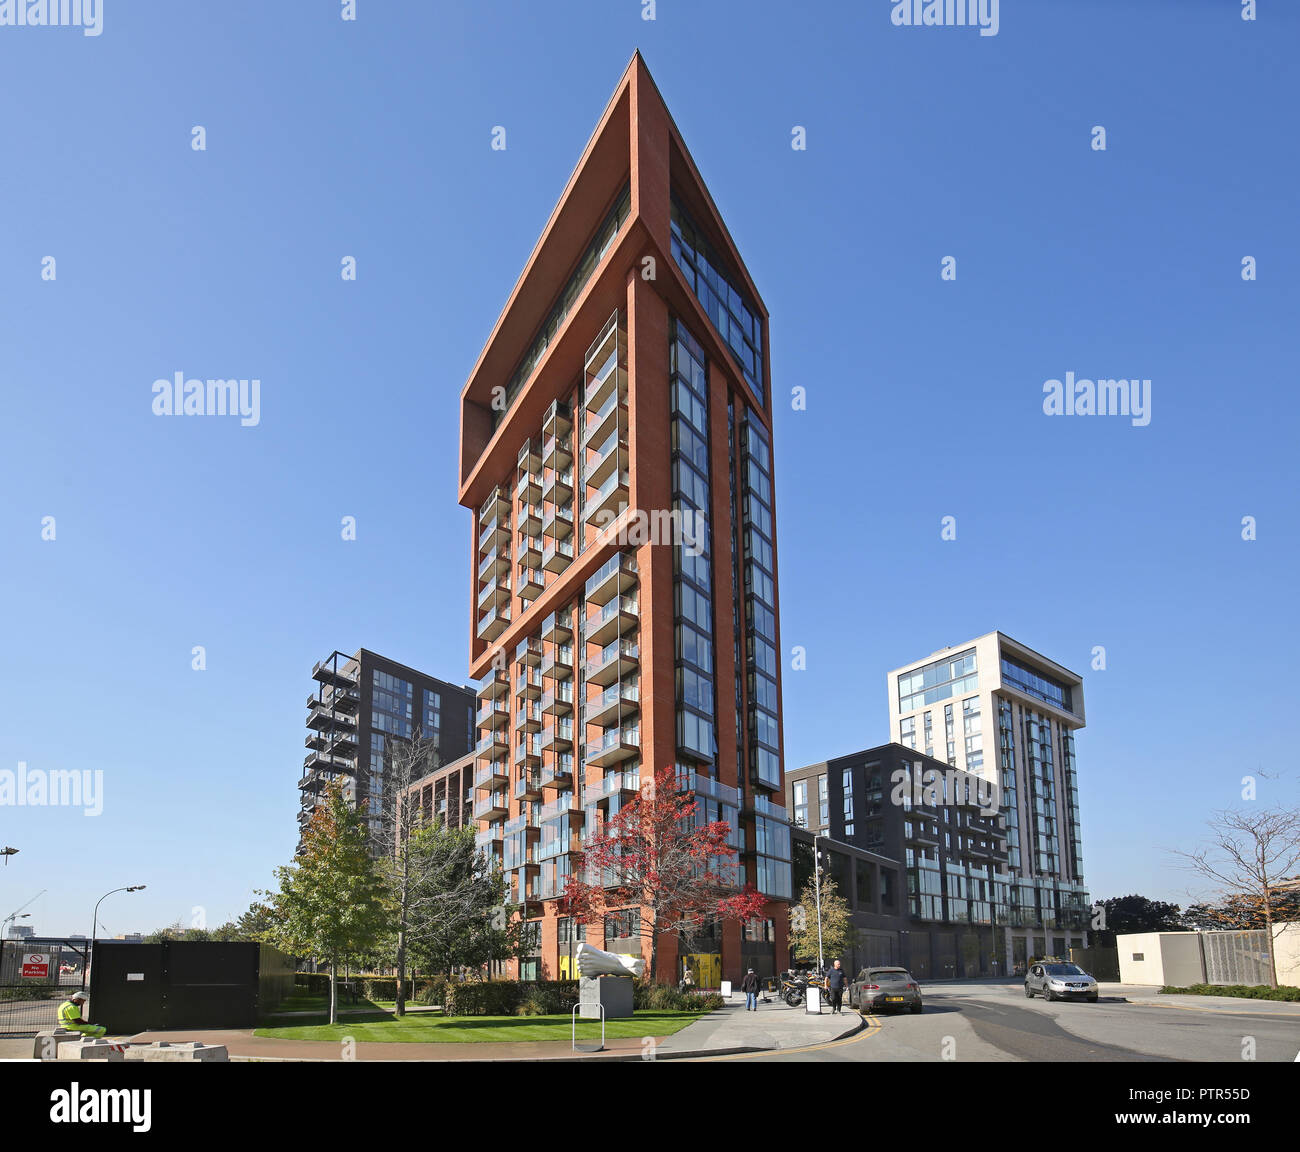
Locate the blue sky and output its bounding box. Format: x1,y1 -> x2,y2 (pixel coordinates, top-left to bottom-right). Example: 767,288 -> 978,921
1,0 -> 1295,936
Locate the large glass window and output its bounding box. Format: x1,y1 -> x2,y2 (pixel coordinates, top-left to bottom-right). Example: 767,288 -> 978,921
670,197 -> 764,403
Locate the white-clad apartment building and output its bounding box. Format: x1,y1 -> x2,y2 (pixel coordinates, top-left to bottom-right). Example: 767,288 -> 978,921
888,631 -> 1090,970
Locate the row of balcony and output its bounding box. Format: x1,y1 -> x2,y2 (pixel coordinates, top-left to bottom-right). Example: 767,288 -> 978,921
311,659 -> 357,689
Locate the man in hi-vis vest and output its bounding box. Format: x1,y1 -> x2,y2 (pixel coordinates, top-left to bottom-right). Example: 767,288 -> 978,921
58,991 -> 106,1037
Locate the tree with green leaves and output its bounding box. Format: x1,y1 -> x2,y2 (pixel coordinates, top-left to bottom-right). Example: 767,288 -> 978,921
1091,894 -> 1183,945
788,871 -> 859,969
403,819 -> 518,978
265,778 -> 387,1023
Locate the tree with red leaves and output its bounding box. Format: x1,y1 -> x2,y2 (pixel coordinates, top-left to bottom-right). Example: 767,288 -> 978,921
561,764 -> 767,983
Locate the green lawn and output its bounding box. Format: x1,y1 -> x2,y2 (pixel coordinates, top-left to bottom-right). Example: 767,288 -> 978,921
254,1009 -> 705,1044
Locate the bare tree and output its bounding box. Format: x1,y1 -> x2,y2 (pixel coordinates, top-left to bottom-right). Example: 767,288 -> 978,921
1170,806 -> 1300,989
373,729 -> 442,1017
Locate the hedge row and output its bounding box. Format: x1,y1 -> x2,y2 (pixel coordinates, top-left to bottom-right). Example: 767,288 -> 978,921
446,980 -> 580,1017
1162,983 -> 1300,1002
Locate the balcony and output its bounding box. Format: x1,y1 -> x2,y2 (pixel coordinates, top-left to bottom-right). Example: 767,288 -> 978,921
587,680 -> 639,728
514,771 -> 543,801
539,793 -> 584,825
477,578 -> 510,610
475,731 -> 508,758
593,769 -> 641,801
542,468 -> 573,503
475,698 -> 508,729
515,635 -> 543,667
303,750 -> 356,776
305,731 -> 325,752
479,485 -> 510,524
541,502 -> 574,540
473,791 -> 509,821
540,646 -> 574,681
516,470 -> 542,506
584,595 -> 638,647
478,668 -> 509,700
327,729 -> 358,756
543,398 -> 572,439
516,669 -> 542,700
475,827 -> 504,854
306,703 -> 357,731
505,812 -> 541,841
542,538 -> 574,573
678,770 -> 741,809
477,603 -> 511,642
518,566 -> 545,598
582,387 -> 626,449
518,438 -> 542,473
312,659 -> 357,688
585,639 -> 639,687
478,513 -> 510,551
585,725 -> 640,768
518,536 -> 543,568
540,683 -> 574,715
538,721 -> 574,754
541,608 -> 572,642
542,434 -> 572,471
585,429 -> 626,490
516,502 -> 543,535
585,468 -> 630,523
516,703 -> 542,733
584,320 -> 626,411
584,551 -> 637,606
540,760 -> 574,792
320,686 -> 359,714
477,543 -> 509,581
474,760 -> 509,789
298,769 -> 330,794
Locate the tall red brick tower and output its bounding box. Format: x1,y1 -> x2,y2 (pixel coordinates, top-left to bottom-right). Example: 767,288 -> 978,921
458,53 -> 789,984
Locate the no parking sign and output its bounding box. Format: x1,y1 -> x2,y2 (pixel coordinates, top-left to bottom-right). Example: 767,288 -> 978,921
21,953 -> 50,978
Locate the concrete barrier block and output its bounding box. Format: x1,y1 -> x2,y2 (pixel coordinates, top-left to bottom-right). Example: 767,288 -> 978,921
34,1030 -> 82,1059
56,1038 -> 126,1061
123,1041 -> 229,1062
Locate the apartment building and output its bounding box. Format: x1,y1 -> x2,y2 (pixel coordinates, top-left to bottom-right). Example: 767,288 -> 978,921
457,54 -> 790,983
298,648 -> 476,853
888,632 -> 1090,968
790,746 -> 1011,979
404,750 -> 475,831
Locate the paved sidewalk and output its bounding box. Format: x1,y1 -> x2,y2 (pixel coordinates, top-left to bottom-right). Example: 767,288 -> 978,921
655,996 -> 864,1056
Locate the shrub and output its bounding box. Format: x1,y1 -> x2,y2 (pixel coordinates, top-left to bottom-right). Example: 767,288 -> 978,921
294,973 -> 331,996
415,976 -> 448,1007
1161,983 -> 1300,1002
444,979 -> 579,1017
632,983 -> 725,1012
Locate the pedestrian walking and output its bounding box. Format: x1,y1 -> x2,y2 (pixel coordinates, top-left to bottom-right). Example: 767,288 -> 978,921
740,967 -> 761,1011
825,959 -> 847,1015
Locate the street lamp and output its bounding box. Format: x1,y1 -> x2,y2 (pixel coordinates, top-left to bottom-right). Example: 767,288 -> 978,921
1,847 -> 18,866
90,886 -> 146,951
813,832 -> 825,972
2,911 -> 31,938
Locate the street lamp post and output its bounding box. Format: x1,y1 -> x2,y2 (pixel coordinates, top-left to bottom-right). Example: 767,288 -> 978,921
813,832 -> 825,973
90,886 -> 147,969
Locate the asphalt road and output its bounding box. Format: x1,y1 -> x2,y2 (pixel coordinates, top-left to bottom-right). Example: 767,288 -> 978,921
708,981 -> 1300,1062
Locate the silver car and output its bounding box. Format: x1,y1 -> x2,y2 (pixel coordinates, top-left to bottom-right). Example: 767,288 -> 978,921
1024,961 -> 1098,1002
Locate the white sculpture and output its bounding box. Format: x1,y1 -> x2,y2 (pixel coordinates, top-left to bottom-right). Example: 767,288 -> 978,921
574,942 -> 644,978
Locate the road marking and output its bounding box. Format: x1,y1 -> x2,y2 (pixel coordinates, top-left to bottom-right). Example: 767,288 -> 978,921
691,1014 -> 883,1061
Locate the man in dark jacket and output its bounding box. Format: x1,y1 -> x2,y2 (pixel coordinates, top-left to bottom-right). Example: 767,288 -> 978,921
825,959 -> 847,1015
740,967 -> 761,1011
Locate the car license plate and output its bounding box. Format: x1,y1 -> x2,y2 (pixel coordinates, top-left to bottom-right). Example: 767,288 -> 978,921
885,995 -> 904,1002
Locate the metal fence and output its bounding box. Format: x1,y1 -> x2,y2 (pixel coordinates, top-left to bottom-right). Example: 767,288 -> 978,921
0,940 -> 89,1036
1201,930 -> 1271,986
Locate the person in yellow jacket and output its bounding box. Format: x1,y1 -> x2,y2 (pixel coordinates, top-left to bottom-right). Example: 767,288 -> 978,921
58,991 -> 106,1037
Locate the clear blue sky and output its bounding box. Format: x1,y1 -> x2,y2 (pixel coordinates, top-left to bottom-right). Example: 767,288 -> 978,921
1,1 -> 1295,936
